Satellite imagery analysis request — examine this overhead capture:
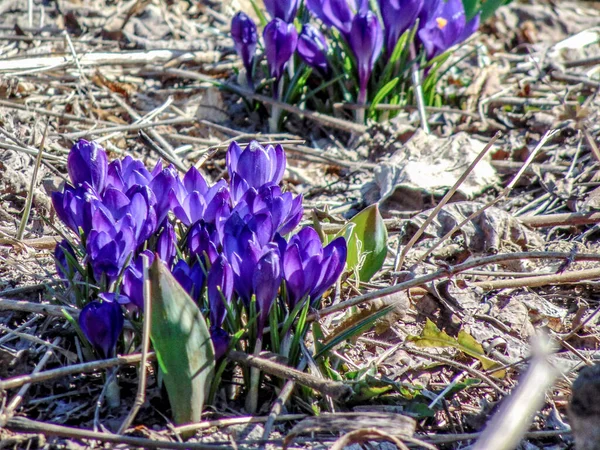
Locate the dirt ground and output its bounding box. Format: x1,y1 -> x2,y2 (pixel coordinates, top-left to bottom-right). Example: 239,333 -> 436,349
1,0 -> 600,448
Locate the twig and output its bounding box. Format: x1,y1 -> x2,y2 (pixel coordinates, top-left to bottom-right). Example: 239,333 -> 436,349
117,254 -> 152,433
16,121 -> 48,241
394,132 -> 501,271
409,42 -> 429,134
164,68 -> 367,135
169,414 -> 306,435
6,417 -> 234,450
403,347 -> 508,396
227,351 -> 352,401
308,251 -> 600,322
0,352 -> 156,391
413,129 -> 558,265
0,337 -> 61,426
472,266 -> 600,291
60,117 -> 195,140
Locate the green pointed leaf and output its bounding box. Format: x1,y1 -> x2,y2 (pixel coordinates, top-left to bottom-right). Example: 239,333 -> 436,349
149,258 -> 215,427
345,204 -> 388,282
407,319 -> 505,378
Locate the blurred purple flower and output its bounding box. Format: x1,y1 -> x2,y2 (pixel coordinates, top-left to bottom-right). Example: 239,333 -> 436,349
231,12 -> 258,87
306,0 -> 368,35
418,0 -> 479,59
263,19 -> 298,81
348,11 -> 383,105
282,227 -> 347,308
67,139 -> 108,194
297,24 -> 329,73
207,255 -> 234,328
379,0 -> 423,54
79,298 -> 124,358
227,141 -> 286,201
264,0 -> 299,22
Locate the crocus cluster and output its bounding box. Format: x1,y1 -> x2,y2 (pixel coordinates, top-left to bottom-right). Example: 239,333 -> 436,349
231,0 -> 481,124
54,140 -> 346,361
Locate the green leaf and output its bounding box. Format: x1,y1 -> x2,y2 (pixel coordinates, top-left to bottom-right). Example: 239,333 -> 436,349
345,204 -> 388,282
479,0 -> 513,21
461,0 -> 481,21
149,258 -> 215,427
369,77 -> 399,117
407,319 -> 505,378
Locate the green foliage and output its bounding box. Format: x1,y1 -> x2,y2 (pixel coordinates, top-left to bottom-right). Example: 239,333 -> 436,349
407,319 -> 505,378
343,204 -> 388,282
462,0 -> 514,21
149,258 -> 215,427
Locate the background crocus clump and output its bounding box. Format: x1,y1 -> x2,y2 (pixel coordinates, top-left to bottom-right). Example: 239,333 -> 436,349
53,139 -> 347,363
230,0 -> 496,127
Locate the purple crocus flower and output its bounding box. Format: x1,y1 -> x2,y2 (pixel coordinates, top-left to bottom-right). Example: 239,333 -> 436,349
67,140 -> 108,194
306,0 -> 369,36
55,239 -> 76,281
172,259 -> 206,302
282,227 -> 347,308
207,255 -> 234,328
79,298 -> 124,358
263,19 -> 298,82
418,0 -> 479,59
227,141 -> 286,201
379,0 -> 423,55
122,250 -> 154,309
264,0 -> 299,22
297,24 -> 329,74
106,155 -> 154,192
52,183 -> 106,236
210,326 -> 230,360
187,220 -> 220,266
348,11 -> 383,105
253,248 -> 282,336
149,165 -> 186,225
156,221 -> 176,266
86,209 -> 136,283
231,12 -> 258,87
234,184 -> 303,236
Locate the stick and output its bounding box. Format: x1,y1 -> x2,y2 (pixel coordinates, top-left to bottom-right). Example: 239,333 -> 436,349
227,351 -> 352,401
117,254 -> 152,433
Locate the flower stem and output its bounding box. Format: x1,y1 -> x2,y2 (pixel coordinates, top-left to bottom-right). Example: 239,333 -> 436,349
268,78 -> 283,133
355,87 -> 367,124
409,42 -> 429,134
245,336 -> 262,414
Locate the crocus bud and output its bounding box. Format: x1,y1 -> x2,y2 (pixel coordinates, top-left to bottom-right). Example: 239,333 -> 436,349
253,249 -> 282,337
347,11 -> 383,105
54,239 -> 76,281
418,0 -> 479,59
207,255 -> 234,328
297,24 -> 329,74
210,326 -> 230,360
264,0 -> 299,22
263,18 -> 298,81
226,141 -> 286,200
231,12 -> 258,86
67,139 -> 108,194
79,298 -> 124,359
379,0 -> 423,54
